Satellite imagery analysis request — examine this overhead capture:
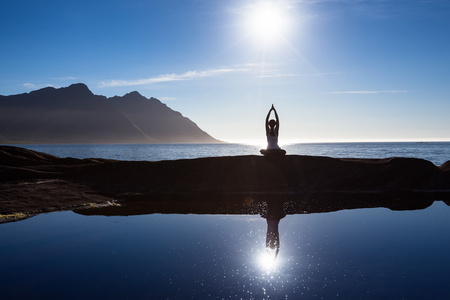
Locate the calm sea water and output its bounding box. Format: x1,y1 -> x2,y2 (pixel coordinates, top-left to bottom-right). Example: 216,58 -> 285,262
11,142 -> 450,165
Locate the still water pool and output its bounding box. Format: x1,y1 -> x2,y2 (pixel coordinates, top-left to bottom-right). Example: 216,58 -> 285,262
1,201 -> 450,299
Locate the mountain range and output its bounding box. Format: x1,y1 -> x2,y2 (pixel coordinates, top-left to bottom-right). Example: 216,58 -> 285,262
0,83 -> 220,144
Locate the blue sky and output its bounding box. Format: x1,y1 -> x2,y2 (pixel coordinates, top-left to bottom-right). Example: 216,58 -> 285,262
1,0 -> 450,144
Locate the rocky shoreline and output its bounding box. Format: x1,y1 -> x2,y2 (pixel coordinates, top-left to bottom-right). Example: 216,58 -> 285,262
1,146 -> 450,220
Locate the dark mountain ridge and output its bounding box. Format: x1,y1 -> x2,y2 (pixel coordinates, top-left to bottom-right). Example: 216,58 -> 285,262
0,83 -> 220,144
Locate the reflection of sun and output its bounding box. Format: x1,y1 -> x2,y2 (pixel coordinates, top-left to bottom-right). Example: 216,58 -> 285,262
258,251 -> 279,271
245,2 -> 290,43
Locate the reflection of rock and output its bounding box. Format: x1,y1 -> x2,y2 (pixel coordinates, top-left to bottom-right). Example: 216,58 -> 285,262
260,198 -> 286,220
1,146 -> 450,215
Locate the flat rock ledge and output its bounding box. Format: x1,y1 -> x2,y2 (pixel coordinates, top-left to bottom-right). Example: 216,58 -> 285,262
1,146 -> 450,218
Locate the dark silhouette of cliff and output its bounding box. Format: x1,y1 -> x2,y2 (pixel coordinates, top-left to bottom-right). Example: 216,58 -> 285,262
0,83 -> 220,144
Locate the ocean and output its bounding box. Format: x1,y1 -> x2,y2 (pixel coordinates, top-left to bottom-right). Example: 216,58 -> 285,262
12,142 -> 450,166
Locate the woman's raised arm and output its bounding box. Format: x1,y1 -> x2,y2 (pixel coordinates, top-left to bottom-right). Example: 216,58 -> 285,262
273,106 -> 279,135
265,107 -> 273,134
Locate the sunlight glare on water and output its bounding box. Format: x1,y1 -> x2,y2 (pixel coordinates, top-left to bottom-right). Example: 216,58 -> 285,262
257,250 -> 280,272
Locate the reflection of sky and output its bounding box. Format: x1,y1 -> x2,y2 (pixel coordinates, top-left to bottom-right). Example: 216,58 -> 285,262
1,202 -> 450,298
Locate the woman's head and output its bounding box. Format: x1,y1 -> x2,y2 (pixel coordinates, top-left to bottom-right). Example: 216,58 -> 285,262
268,119 -> 276,129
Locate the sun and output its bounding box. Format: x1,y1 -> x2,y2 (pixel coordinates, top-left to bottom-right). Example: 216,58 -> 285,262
245,2 -> 291,43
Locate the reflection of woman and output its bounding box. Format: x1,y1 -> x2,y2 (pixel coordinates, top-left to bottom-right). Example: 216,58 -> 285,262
266,218 -> 280,258
265,104 -> 281,150
261,199 -> 286,260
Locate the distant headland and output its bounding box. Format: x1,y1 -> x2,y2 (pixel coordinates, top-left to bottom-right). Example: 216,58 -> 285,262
0,83 -> 220,144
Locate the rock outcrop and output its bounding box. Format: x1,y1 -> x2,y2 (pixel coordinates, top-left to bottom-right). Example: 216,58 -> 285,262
1,146 -> 450,216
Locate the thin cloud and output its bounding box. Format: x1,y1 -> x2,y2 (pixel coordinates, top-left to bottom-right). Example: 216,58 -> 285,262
50,76 -> 77,81
294,0 -> 450,20
327,90 -> 407,94
258,71 -> 342,78
158,96 -> 177,101
23,83 -> 38,89
100,67 -> 249,88
23,83 -> 54,90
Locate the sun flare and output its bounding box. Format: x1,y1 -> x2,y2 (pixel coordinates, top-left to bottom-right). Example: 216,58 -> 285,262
245,2 -> 290,43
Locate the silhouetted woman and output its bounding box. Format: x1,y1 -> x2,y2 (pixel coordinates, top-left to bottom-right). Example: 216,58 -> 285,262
265,104 -> 281,150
